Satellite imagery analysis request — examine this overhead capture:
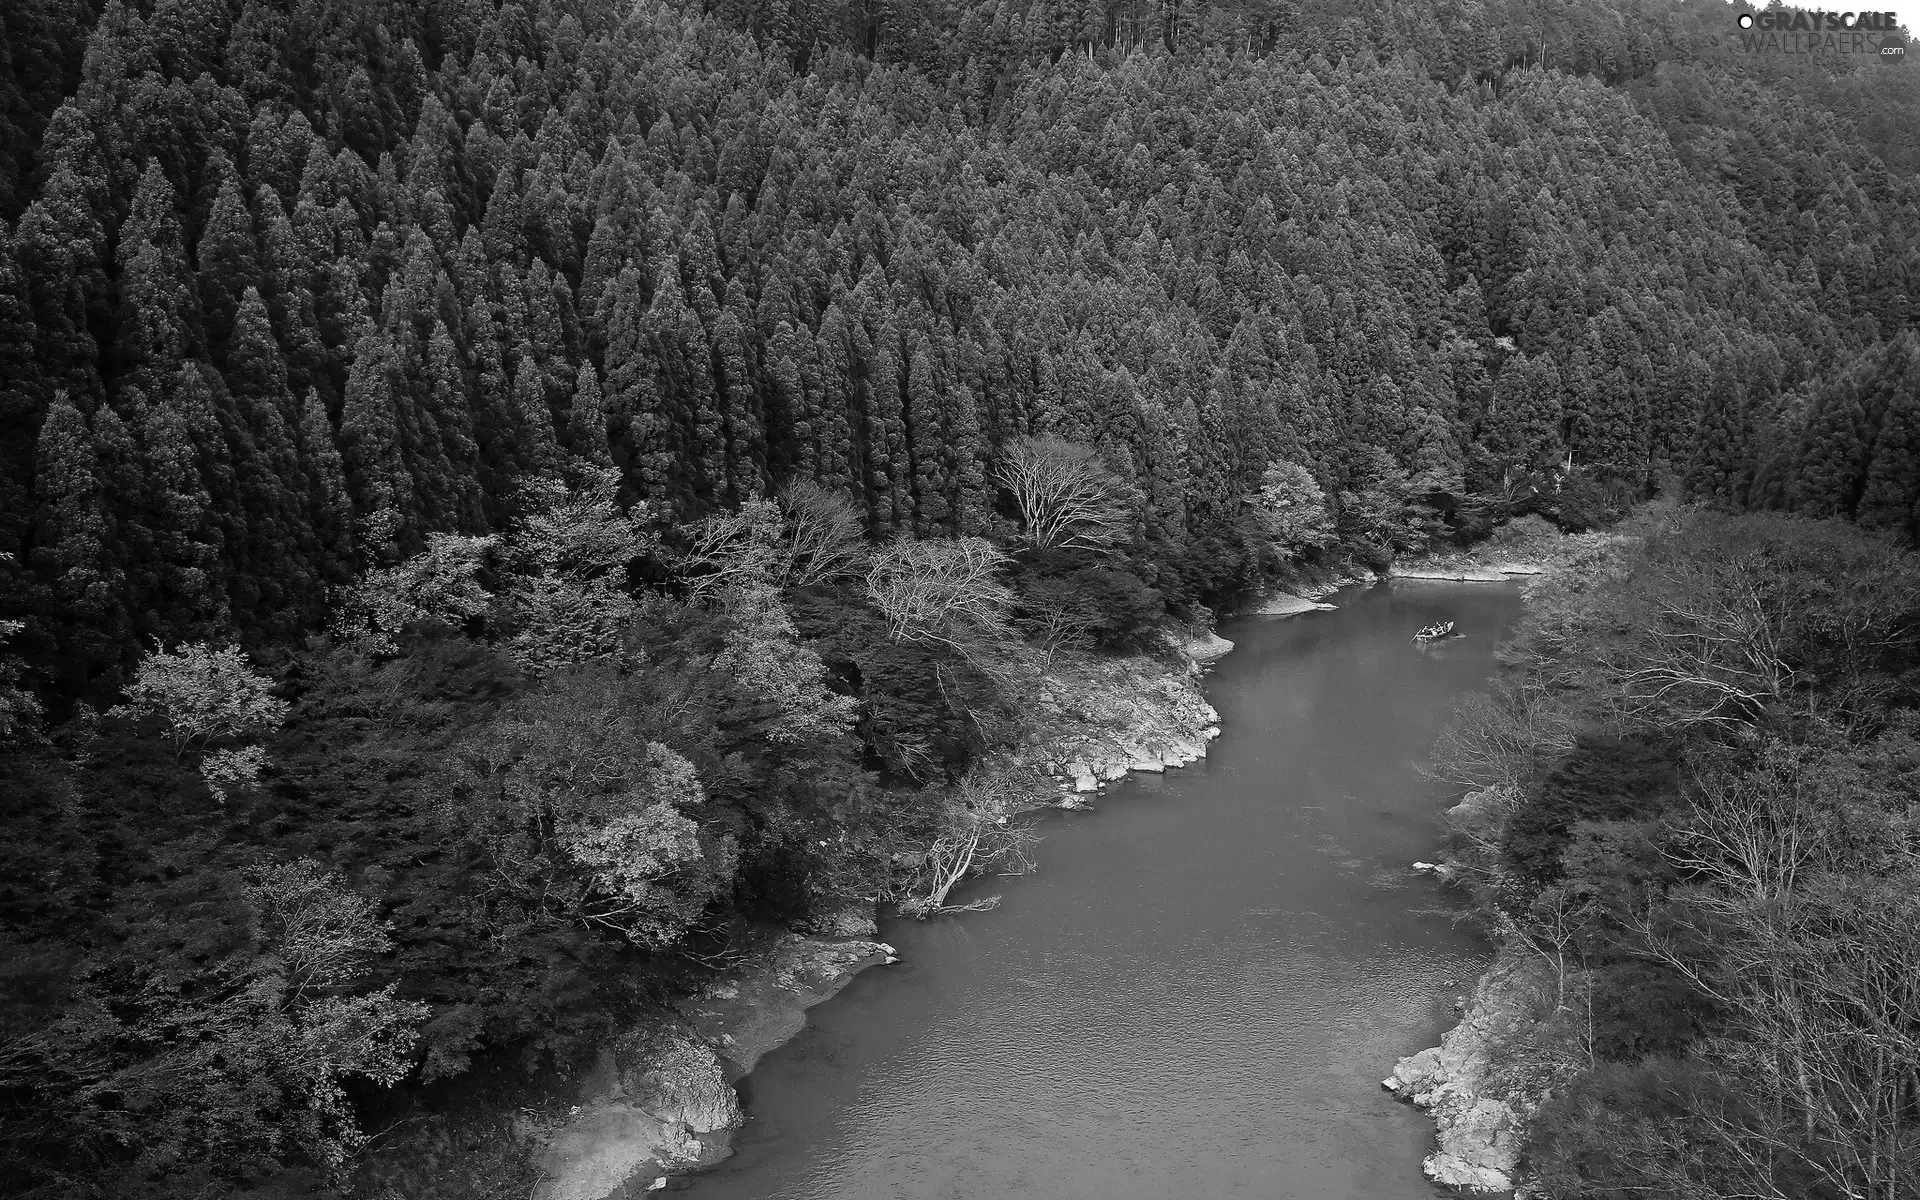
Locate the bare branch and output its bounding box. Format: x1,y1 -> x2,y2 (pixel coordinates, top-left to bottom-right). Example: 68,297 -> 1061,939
995,435 -> 1135,554
776,480 -> 869,587
864,536 -> 1018,669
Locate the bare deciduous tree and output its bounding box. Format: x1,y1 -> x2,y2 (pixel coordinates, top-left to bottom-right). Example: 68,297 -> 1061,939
675,498 -> 784,603
996,435 -> 1134,553
1021,606 -> 1097,674
776,480 -> 868,586
1628,754 -> 1920,1200
891,771 -> 1039,917
865,536 -> 1017,666
1427,678 -> 1576,792
1611,574 -> 1795,729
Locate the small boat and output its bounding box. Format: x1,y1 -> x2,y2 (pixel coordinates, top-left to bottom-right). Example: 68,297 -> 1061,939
1412,620 -> 1456,642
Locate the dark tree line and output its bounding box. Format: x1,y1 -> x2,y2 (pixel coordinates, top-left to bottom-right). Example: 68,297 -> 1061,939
0,0 -> 1914,703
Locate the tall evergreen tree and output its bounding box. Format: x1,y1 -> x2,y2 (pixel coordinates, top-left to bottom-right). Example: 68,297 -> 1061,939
512,346 -> 564,478
196,154 -> 262,366
32,392 -> 126,684
1856,334 -> 1920,539
299,387 -> 354,578
140,384 -> 228,635
339,323 -> 414,541
0,232 -> 45,556
711,305 -> 760,503
568,359 -> 612,467
1485,353 -> 1564,471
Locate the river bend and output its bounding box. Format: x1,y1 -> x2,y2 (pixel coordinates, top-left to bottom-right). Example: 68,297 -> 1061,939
677,580 -> 1524,1199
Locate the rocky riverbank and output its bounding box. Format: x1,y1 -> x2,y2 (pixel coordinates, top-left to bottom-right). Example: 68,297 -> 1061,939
1016,585 -> 1356,804
1384,948 -> 1552,1194
1246,566 -> 1379,614
1388,521 -> 1617,585
1381,531 -> 1612,1195
1021,638 -> 1222,802
527,931 -> 897,1199
522,618 -> 1273,1198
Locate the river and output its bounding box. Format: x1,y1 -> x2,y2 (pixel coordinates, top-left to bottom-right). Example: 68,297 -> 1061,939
675,580 -> 1525,1199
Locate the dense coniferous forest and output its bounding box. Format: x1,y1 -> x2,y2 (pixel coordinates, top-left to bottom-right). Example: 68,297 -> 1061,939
0,0 -> 1915,1195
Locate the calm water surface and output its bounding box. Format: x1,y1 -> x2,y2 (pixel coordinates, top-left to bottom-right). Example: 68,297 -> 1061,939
676,581 -> 1525,1200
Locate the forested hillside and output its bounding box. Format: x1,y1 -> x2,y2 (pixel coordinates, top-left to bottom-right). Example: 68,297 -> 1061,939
1432,509 -> 1920,1198
0,0 -> 1915,1196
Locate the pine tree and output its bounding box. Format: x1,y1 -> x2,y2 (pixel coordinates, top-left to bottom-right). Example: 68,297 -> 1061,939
225,288 -> 293,420
117,234 -> 194,403
1485,353 -> 1564,471
765,319 -> 809,480
14,167 -> 103,403
1855,334 -> 1920,538
92,398 -> 155,634
116,160 -> 196,386
681,209 -> 724,329
1686,371 -> 1755,509
579,214 -> 624,325
866,313 -> 909,529
945,378 -> 989,534
647,262 -> 718,505
602,267 -> 672,496
482,166 -> 527,267
523,256 -> 566,371
905,335 -> 948,531
424,319 -> 488,531
0,233 -> 46,555
225,289 -> 319,626
1792,370 -> 1876,518
1857,394 -> 1919,540
169,361 -> 245,609
815,304 -> 860,504
257,184 -> 328,401
451,228 -> 518,510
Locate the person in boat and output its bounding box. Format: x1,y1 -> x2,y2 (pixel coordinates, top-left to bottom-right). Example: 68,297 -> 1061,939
1413,620 -> 1455,640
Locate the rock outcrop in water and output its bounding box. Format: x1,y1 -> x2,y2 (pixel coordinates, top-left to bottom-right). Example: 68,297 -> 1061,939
1384,951 -> 1548,1193
1019,640 -> 1222,803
